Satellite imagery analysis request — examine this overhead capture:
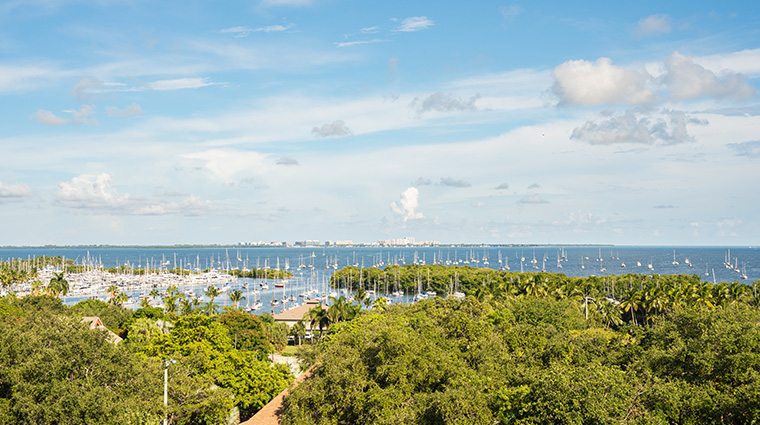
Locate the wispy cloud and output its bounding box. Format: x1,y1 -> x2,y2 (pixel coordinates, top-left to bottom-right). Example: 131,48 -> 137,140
220,24 -> 294,37
410,92 -> 480,116
727,140 -> 760,158
335,39 -> 388,48
312,120 -> 353,137
500,5 -> 521,21
440,178 -> 471,188
519,194 -> 548,204
495,183 -> 510,190
32,104 -> 97,126
635,14 -> 671,38
276,156 -> 300,165
105,103 -> 143,117
395,16 -> 434,32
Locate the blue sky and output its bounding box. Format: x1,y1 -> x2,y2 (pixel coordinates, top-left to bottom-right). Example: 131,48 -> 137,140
1,0 -> 759,246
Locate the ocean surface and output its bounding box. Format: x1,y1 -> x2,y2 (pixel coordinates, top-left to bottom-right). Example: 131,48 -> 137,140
1,245 -> 757,312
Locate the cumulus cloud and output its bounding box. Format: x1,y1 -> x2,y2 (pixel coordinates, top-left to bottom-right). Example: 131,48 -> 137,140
727,140 -> 760,158
55,173 -> 211,215
312,120 -> 353,137
495,183 -> 510,190
571,109 -> 707,145
105,103 -> 143,117
395,16 -> 434,32
56,173 -> 130,210
32,104 -> 97,126
182,149 -> 270,183
635,14 -> 671,37
0,181 -> 31,200
410,92 -> 480,116
662,51 -> 756,101
519,194 -> 549,204
276,156 -> 300,165
527,183 -> 541,189
390,187 -> 423,222
552,57 -> 656,106
440,178 -> 471,188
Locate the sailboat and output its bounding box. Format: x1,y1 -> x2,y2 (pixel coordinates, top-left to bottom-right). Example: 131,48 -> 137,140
671,250 -> 679,266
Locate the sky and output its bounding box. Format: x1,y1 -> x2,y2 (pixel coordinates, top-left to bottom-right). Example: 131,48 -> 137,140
1,0 -> 759,246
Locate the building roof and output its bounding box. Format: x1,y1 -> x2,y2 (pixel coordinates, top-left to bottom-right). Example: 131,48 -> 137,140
273,299 -> 328,322
81,316 -> 123,345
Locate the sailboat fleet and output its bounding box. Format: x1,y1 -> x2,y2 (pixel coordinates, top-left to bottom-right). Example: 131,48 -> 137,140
4,247 -> 754,311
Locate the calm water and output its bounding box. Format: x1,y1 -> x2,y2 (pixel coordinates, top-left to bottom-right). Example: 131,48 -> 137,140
1,246 -> 757,311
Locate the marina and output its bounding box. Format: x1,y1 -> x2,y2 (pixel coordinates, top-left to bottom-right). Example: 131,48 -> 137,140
1,245 -> 758,313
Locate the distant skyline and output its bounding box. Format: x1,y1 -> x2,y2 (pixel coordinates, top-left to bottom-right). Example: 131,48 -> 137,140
1,0 -> 759,246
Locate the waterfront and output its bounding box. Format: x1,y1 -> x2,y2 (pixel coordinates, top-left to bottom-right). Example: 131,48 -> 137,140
1,245 -> 758,312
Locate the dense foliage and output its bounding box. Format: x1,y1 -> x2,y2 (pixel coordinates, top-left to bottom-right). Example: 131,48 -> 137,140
0,295 -> 294,425
283,293 -> 760,424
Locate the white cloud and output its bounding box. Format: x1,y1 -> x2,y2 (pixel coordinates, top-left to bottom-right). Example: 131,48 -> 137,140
335,39 -> 388,48
440,178 -> 471,188
146,77 -> 220,91
361,26 -> 380,34
410,92 -> 480,116
395,16 -> 434,32
182,149 -> 271,183
105,103 -> 143,117
72,77 -> 104,100
571,109 -> 706,145
31,109 -> 67,125
663,51 -> 755,101
519,194 -> 549,204
221,24 -> 294,37
276,156 -> 300,165
390,187 -> 423,222
0,181 -> 31,200
0,63 -> 60,94
56,173 -> 130,209
635,14 -> 671,37
312,120 -> 353,137
55,173 -> 212,216
495,183 -> 509,190
500,5 -> 521,21
552,57 -> 656,106
32,104 -> 97,126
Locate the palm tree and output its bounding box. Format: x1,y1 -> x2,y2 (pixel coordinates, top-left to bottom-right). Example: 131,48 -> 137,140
204,285 -> 221,316
228,289 -> 245,308
304,304 -> 330,338
372,296 -> 388,311
114,291 -> 129,307
291,320 -> 306,346
595,298 -> 623,328
48,272 -> 69,298
138,297 -> 152,309
354,287 -> 368,307
107,285 -> 119,303
619,288 -> 642,326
